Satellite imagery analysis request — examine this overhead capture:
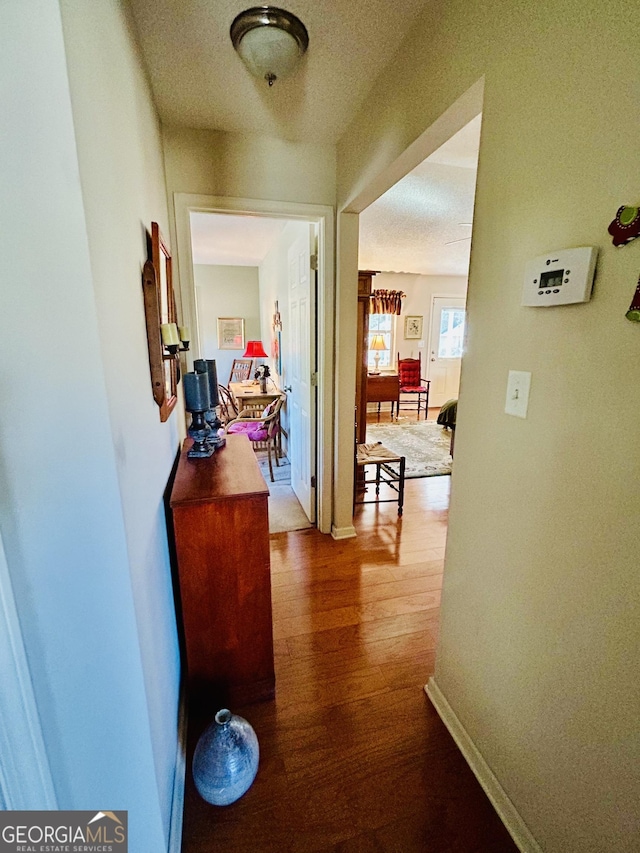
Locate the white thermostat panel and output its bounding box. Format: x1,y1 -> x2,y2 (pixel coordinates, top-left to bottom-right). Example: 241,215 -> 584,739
522,246 -> 597,306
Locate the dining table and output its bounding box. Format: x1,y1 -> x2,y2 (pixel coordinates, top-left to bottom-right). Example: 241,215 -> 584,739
228,381 -> 283,414
228,381 -> 285,459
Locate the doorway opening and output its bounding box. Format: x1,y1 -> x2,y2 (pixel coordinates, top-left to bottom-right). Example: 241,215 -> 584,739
358,113 -> 481,417
173,196 -> 335,535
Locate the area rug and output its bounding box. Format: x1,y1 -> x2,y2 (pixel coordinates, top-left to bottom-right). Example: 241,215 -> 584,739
365,420 -> 453,478
257,455 -> 314,533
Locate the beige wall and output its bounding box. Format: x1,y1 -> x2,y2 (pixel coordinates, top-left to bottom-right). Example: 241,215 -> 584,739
338,1 -> 640,850
2,0 -> 176,847
194,264 -> 261,384
163,126 -> 336,208
163,126 -> 336,330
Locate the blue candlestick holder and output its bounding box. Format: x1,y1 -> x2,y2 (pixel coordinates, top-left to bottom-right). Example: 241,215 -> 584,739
187,410 -> 214,458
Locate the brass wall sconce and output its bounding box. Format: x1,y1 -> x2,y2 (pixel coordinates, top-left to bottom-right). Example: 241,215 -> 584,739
142,222 -> 189,421
160,323 -> 190,357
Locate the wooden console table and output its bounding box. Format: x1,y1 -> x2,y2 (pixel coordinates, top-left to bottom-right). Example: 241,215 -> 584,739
367,373 -> 400,419
169,434 -> 274,709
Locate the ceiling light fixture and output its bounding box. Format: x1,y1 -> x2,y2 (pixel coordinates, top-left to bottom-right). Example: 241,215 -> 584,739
230,6 -> 309,87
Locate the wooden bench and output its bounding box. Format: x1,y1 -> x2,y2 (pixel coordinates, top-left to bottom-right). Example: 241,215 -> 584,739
355,442 -> 406,516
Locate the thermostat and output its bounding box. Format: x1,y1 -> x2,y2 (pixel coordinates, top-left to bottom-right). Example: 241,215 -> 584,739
522,246 -> 597,306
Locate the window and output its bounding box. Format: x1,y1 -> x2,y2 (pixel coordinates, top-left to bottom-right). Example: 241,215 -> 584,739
367,314 -> 395,369
438,308 -> 465,359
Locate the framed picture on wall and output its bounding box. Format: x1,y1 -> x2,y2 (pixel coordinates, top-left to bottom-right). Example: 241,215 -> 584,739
275,330 -> 282,375
217,317 -> 245,350
404,315 -> 423,339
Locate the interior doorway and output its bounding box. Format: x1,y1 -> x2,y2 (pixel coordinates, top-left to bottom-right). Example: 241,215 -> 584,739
357,114 -> 481,423
173,195 -> 335,534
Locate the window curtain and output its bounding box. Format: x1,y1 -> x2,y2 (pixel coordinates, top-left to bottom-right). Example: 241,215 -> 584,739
369,289 -> 405,315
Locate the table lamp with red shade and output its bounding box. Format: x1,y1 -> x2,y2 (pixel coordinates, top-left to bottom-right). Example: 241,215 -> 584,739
243,340 -> 270,389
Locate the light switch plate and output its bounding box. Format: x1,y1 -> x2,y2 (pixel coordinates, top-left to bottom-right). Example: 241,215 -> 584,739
505,370 -> 531,418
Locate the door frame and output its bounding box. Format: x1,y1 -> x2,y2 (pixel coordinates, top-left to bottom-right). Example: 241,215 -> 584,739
172,194 -> 334,535
0,532 -> 57,809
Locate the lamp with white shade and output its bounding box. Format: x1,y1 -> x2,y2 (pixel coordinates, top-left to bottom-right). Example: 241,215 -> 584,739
369,334 -> 388,374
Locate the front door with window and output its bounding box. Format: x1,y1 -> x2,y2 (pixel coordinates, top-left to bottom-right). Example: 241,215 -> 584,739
427,296 -> 466,407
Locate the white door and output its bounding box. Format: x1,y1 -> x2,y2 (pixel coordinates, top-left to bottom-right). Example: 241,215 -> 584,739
427,296 -> 466,407
288,225 -> 317,521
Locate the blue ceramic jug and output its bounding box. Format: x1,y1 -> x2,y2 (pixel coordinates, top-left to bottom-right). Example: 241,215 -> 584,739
192,709 -> 259,806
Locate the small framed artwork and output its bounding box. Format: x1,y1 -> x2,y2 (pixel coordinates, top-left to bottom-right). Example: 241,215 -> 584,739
404,315 -> 423,339
275,330 -> 282,375
217,317 -> 245,350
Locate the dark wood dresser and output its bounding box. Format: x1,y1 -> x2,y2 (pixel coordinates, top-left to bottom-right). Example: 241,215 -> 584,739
367,373 -> 400,417
169,433 -> 274,709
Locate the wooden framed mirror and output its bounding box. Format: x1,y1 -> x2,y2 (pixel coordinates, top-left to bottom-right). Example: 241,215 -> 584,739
142,222 -> 178,421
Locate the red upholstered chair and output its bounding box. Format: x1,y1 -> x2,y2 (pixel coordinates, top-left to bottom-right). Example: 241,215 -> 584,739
397,353 -> 431,419
225,395 -> 284,481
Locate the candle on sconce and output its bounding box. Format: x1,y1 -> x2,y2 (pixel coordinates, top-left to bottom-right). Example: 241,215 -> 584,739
183,371 -> 210,412
161,323 -> 180,346
178,326 -> 190,343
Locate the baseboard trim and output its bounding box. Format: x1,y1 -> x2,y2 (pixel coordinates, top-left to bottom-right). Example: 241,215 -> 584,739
167,686 -> 187,853
425,677 -> 542,853
331,524 -> 357,540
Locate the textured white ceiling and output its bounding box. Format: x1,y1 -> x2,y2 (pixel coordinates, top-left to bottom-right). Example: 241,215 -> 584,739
359,115 -> 481,276
190,212 -> 286,265
127,0 -> 429,143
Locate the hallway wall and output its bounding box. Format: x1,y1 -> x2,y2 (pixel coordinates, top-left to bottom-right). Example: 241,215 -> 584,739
337,1 -> 640,850
0,1 -> 181,849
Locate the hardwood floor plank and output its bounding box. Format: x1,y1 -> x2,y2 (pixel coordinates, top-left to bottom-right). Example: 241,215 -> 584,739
181,476 -> 517,853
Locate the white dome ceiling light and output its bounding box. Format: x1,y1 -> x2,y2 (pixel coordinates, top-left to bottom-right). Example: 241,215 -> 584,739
230,6 -> 309,87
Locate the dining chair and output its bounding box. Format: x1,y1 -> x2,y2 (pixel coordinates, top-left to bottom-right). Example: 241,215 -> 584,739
225,395 -> 285,481
397,353 -> 431,419
217,384 -> 238,424
228,358 -> 253,384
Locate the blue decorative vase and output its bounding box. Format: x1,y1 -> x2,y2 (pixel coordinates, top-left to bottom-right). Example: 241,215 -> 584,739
192,709 -> 259,806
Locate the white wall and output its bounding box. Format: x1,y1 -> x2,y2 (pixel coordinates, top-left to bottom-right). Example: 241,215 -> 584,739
194,265 -> 261,384
1,2 -> 173,850
258,220 -> 312,446
59,2 -> 181,843
337,0 -> 640,850
373,272 -> 467,363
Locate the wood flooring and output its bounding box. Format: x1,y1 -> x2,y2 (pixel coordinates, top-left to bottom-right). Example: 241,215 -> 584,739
181,466 -> 517,852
